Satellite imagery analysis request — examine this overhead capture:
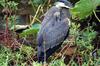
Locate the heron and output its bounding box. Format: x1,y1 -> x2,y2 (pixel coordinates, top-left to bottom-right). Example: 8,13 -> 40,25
37,0 -> 72,62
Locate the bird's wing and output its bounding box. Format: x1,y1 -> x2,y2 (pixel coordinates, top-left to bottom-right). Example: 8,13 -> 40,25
37,6 -> 59,50
44,18 -> 70,50
42,9 -> 70,51
37,6 -> 60,51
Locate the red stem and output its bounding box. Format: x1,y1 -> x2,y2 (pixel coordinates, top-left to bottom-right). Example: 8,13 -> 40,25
6,15 -> 9,34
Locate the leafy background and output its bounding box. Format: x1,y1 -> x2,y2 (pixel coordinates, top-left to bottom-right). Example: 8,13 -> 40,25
0,0 -> 100,66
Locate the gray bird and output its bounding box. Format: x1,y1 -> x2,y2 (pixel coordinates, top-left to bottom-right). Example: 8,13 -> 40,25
37,0 -> 72,62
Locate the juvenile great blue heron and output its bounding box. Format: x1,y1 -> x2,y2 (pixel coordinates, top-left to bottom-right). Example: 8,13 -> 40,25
37,0 -> 72,62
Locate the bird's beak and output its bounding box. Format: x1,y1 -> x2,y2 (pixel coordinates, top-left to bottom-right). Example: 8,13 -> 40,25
62,5 -> 70,8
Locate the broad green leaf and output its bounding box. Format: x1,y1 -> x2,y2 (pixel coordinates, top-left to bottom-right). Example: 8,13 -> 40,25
19,23 -> 41,37
31,23 -> 41,30
70,0 -> 100,19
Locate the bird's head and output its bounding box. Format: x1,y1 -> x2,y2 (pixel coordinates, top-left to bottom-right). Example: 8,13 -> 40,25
54,0 -> 72,9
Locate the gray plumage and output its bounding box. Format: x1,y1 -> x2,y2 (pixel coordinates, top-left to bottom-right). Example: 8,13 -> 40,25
37,0 -> 72,62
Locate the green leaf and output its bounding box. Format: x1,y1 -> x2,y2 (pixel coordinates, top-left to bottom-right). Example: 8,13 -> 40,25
20,45 -> 34,56
0,0 -> 6,7
49,59 -> 66,66
19,23 -> 41,38
31,23 -> 41,30
70,0 -> 100,19
32,62 -> 42,66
